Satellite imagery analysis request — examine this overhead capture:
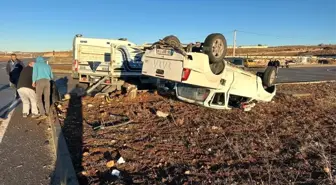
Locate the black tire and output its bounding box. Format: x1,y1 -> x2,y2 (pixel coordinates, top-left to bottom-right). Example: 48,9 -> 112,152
163,35 -> 181,48
256,72 -> 264,78
203,33 -> 227,63
186,44 -> 193,52
210,60 -> 225,75
262,66 -> 277,87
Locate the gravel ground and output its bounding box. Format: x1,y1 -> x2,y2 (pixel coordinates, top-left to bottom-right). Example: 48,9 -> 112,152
55,83 -> 336,185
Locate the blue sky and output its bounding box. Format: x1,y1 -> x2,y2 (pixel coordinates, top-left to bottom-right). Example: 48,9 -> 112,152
0,0 -> 335,51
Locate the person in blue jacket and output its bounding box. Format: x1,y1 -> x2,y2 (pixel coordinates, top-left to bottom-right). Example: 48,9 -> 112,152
32,56 -> 53,120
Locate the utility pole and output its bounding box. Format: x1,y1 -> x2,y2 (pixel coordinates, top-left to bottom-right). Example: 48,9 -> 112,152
233,30 -> 237,56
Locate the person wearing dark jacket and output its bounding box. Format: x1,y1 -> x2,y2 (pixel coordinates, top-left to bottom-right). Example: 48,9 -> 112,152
6,54 -> 24,87
17,61 -> 39,118
6,54 -> 24,98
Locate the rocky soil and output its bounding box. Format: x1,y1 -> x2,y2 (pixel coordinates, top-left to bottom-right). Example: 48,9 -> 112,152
55,83 -> 336,185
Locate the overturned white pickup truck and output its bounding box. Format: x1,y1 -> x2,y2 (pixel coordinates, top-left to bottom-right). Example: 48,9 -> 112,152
142,33 -> 277,109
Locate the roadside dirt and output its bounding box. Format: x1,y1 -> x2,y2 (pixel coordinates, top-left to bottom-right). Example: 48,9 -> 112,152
56,83 -> 336,185
50,64 -> 72,71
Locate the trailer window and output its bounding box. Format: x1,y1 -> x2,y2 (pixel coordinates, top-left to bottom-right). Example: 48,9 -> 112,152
211,93 -> 225,106
104,53 -> 111,62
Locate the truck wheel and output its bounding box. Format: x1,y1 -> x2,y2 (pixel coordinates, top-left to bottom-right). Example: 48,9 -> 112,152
163,35 -> 181,48
210,60 -> 225,75
203,33 -> 227,63
262,66 -> 277,87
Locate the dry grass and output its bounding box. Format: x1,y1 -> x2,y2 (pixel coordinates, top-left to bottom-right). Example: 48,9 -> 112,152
56,82 -> 336,185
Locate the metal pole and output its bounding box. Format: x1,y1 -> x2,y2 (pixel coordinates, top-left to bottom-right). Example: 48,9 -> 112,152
86,76 -> 109,94
233,30 -> 237,56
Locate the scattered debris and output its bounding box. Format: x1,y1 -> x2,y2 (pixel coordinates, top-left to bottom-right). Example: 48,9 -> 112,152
324,167 -> 330,173
292,93 -> 312,97
81,171 -> 88,176
57,83 -> 336,184
156,111 -> 169,118
211,126 -> 219,130
241,102 -> 256,111
106,161 -> 115,168
117,157 -> 125,164
111,140 -> 117,144
83,152 -> 89,157
111,169 -> 120,177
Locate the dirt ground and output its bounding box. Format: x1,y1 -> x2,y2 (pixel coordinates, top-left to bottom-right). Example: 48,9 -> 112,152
50,64 -> 72,71
55,83 -> 335,184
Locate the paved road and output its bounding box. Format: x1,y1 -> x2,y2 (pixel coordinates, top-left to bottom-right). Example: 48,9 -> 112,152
0,58 -> 39,118
248,66 -> 336,83
275,66 -> 336,83
0,60 -> 55,185
0,62 -> 18,119
0,106 -> 54,185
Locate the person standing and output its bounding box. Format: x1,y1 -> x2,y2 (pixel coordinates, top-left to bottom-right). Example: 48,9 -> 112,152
32,56 -> 53,120
6,54 -> 24,98
17,61 -> 39,118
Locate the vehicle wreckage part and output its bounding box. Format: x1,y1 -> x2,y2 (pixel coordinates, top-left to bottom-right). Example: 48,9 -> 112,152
262,66 -> 277,87
86,76 -> 109,94
182,68 -> 191,81
209,60 -> 225,75
176,84 -> 210,102
117,45 -> 142,71
163,35 -> 182,48
102,85 -> 117,93
203,33 -> 227,63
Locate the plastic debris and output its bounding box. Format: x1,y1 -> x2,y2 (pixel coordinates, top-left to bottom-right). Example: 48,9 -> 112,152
211,126 -> 219,130
241,103 -> 256,112
111,169 -> 120,177
156,111 -> 169,118
106,160 -> 115,168
117,157 -> 125,164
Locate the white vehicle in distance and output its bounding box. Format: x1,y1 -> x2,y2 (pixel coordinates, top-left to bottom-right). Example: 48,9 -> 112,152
141,33 -> 277,109
72,34 -> 152,94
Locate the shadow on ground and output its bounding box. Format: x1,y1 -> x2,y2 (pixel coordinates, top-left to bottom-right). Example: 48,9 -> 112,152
50,75 -> 84,185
